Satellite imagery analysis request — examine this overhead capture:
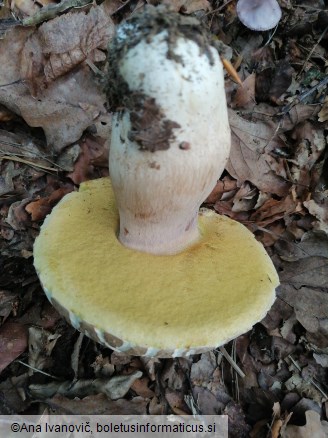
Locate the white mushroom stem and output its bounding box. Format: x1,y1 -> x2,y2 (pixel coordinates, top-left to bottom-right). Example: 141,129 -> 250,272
109,10 -> 231,255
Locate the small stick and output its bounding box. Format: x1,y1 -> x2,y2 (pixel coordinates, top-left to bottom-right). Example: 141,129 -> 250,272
16,360 -> 60,380
288,355 -> 328,399
0,155 -> 58,172
22,0 -> 92,26
219,345 -> 246,379
298,25 -> 328,78
277,75 -> 328,116
221,58 -> 243,86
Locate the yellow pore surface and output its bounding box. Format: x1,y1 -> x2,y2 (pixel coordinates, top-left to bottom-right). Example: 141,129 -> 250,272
34,178 -> 279,350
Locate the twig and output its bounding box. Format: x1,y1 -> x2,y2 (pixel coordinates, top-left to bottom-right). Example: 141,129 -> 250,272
298,25 -> 328,78
219,346 -> 245,379
15,360 -> 60,380
277,75 -> 328,116
264,22 -> 279,47
22,0 -> 92,26
0,79 -> 24,88
294,4 -> 326,11
288,355 -> 328,399
204,0 -> 234,17
0,155 -> 58,172
232,340 -> 240,402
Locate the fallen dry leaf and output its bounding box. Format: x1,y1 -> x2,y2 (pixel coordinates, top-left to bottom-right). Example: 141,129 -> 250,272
25,186 -> 73,221
0,290 -> 18,323
0,11 -> 110,152
205,176 -> 237,204
227,109 -> 291,196
131,377 -> 155,398
153,0 -> 211,13
47,393 -> 148,414
304,198 -> 328,233
29,371 -> 142,400
281,410 -> 328,438
224,401 -> 251,438
28,326 -> 61,375
275,231 -> 328,345
318,97 -> 328,122
5,199 -> 31,230
11,0 -> 55,19
190,352 -> 217,386
67,136 -> 108,184
231,73 -> 256,109
165,389 -> 190,415
91,354 -> 115,378
0,322 -> 28,373
232,182 -> 257,212
250,194 -> 302,227
21,6 -> 115,91
102,371 -> 143,400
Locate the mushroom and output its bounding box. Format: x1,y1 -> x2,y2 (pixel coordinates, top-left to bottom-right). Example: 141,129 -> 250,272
237,0 -> 282,31
34,7 -> 279,358
107,7 -> 231,255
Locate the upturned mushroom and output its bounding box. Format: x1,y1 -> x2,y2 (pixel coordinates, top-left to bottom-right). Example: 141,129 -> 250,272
34,7 -> 279,358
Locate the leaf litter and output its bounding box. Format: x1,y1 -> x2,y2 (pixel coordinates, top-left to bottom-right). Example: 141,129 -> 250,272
0,0 -> 327,434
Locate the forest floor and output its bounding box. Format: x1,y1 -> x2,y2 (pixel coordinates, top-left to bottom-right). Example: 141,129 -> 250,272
0,0 -> 328,437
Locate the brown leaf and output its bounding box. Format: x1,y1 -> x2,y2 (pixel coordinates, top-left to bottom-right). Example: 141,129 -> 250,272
0,322 -> 28,373
275,231 -> 328,338
205,176 -> 237,204
25,186 -> 73,221
275,230 -> 328,261
21,5 -> 115,89
68,136 -> 108,184
279,285 -> 328,333
28,326 -> 61,375
131,377 -> 155,398
91,355 -> 115,378
0,105 -> 15,122
318,97 -> 328,122
6,199 -> 31,230
0,290 -> 19,322
190,352 -> 217,386
281,410 -> 328,438
0,26 -> 109,152
224,401 -> 251,438
29,372 -> 143,400
181,0 -> 211,13
304,198 -> 328,233
280,257 -> 328,289
154,0 -> 211,13
227,110 -> 291,196
148,395 -> 166,414
231,73 -> 256,109
250,194 -> 302,227
232,182 -> 258,212
11,0 -> 55,19
281,104 -> 322,130
165,389 -> 190,414
47,393 -> 148,414
268,61 -> 294,104
196,386 -> 224,413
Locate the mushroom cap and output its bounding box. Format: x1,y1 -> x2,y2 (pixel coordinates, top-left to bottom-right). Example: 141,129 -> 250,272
34,178 -> 279,358
237,0 -> 282,31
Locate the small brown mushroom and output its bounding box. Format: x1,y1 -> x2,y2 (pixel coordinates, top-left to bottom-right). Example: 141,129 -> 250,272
237,0 -> 282,31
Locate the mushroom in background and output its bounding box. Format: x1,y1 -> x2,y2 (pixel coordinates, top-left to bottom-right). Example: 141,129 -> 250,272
237,0 -> 282,31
